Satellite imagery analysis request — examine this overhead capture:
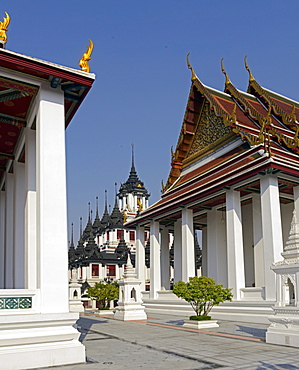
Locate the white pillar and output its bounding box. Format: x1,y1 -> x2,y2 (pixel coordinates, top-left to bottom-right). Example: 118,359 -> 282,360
149,220 -> 161,299
0,191 -> 5,288
25,127 -> 37,290
5,172 -> 14,289
36,84 -> 69,313
136,225 -> 145,290
160,227 -> 170,289
252,194 -> 264,287
260,174 -> 283,301
207,207 -> 227,286
13,161 -> 25,288
174,219 -> 182,282
181,208 -> 195,282
201,226 -> 207,276
226,189 -> 245,300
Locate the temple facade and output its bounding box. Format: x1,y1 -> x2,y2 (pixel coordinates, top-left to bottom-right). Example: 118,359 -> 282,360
0,14 -> 95,369
126,56 -> 299,323
69,149 -> 151,303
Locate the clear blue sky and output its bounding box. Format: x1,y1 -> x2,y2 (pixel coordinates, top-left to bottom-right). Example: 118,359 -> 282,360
2,1 -> 299,243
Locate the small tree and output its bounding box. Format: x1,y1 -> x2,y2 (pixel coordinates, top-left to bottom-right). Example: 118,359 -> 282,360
86,281 -> 119,310
173,276 -> 232,319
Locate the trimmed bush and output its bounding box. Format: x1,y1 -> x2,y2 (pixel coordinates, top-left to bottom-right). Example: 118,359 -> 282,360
173,276 -> 233,317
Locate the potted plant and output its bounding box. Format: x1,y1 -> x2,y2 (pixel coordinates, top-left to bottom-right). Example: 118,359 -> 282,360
86,281 -> 119,314
173,276 -> 233,328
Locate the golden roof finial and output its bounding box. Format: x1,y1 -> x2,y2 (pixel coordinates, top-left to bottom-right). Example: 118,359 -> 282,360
244,55 -> 254,83
186,53 -> 197,81
221,58 -> 231,87
79,39 -> 94,73
0,12 -> 10,45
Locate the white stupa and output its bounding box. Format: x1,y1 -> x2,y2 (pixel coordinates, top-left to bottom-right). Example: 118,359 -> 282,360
114,254 -> 147,321
266,210 -> 299,347
69,268 -> 84,313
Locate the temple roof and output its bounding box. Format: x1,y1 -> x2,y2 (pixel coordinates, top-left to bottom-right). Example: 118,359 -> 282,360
118,144 -> 150,198
126,57 -> 299,229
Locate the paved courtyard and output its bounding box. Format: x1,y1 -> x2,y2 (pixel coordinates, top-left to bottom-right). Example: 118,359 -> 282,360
44,312 -> 299,370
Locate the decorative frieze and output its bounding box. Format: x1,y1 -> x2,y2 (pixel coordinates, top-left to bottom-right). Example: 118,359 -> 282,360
0,297 -> 32,309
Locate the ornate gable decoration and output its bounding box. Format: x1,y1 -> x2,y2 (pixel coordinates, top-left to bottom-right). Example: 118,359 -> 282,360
187,102 -> 232,161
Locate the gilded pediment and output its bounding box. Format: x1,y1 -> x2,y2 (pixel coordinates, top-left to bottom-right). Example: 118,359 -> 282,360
184,102 -> 234,167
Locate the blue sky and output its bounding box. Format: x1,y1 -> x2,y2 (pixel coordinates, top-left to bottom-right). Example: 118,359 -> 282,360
2,1 -> 299,243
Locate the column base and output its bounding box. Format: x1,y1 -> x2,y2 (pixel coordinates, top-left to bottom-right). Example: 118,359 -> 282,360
0,312 -> 85,369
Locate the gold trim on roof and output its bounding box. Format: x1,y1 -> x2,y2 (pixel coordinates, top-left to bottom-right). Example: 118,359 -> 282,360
245,56 -> 297,128
79,39 -> 94,73
0,12 -> 10,44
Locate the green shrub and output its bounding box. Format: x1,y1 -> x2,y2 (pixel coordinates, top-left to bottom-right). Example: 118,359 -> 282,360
173,276 -> 233,317
86,281 -> 119,310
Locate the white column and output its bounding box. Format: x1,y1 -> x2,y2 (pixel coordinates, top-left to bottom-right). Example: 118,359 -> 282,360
5,172 -> 14,289
207,207 -> 227,286
25,127 -> 37,290
13,161 -> 25,288
260,174 -> 283,301
136,225 -> 145,290
36,84 -> 69,313
252,194 -> 264,287
149,220 -> 161,299
0,191 -> 5,288
181,208 -> 195,282
160,227 -> 170,289
201,226 -> 207,276
174,219 -> 182,282
226,189 -> 245,300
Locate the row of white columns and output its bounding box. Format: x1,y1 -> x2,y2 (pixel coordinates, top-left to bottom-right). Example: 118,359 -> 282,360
135,208 -> 196,299
135,173 -> 289,302
206,174 -> 285,301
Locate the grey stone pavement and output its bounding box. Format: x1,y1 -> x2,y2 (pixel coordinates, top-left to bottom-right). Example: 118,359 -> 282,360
43,311 -> 299,370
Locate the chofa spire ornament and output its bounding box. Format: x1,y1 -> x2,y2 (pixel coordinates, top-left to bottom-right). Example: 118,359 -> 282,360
220,58 -> 231,87
79,39 -> 94,73
0,12 -> 10,47
186,53 -> 197,81
244,55 -> 255,83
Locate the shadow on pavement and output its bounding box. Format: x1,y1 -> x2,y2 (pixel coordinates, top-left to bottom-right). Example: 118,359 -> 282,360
256,361 -> 299,369
236,324 -> 266,339
166,319 -> 185,326
76,317 -> 108,342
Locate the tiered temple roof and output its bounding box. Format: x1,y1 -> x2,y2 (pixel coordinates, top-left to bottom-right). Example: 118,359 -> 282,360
127,55 -> 299,230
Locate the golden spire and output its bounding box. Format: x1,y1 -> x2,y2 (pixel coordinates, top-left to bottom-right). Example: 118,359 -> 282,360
220,58 -> 231,87
186,53 -> 197,81
244,55 -> 254,83
0,12 -> 10,45
79,39 -> 94,73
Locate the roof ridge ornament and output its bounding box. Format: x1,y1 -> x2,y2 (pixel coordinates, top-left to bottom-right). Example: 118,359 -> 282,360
79,39 -> 94,73
186,53 -> 197,81
244,55 -> 255,83
0,12 -> 10,48
220,58 -> 231,88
